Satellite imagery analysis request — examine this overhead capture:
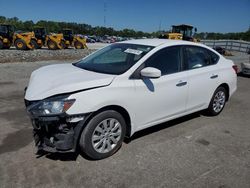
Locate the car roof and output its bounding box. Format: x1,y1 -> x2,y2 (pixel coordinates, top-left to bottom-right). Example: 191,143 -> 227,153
120,39 -> 203,47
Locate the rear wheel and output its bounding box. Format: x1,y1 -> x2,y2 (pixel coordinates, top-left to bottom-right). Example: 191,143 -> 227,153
14,39 -> 27,50
31,39 -> 39,49
74,41 -> 83,49
206,87 -> 227,116
80,110 -> 126,160
47,40 -> 57,50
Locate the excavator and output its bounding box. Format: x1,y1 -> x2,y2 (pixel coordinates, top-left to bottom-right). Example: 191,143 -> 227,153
0,24 -> 34,50
159,24 -> 199,42
62,29 -> 88,49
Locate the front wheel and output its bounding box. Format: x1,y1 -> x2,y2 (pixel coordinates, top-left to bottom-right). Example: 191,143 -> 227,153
79,110 -> 126,160
14,39 -> 27,50
74,41 -> 83,49
206,87 -> 227,116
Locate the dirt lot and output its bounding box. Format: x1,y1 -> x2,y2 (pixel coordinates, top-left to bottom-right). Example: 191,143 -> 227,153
0,43 -> 107,63
0,51 -> 250,188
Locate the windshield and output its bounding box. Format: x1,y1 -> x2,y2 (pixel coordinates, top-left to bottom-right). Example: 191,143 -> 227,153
183,28 -> 192,37
172,26 -> 193,37
74,43 -> 154,75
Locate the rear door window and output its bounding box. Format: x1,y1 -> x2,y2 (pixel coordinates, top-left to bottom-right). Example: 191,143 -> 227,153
184,46 -> 219,70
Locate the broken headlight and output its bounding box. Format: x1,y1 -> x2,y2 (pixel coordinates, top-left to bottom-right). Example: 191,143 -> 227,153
27,95 -> 75,116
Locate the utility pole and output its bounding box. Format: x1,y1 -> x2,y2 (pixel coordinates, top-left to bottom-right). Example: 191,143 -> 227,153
104,0 -> 107,27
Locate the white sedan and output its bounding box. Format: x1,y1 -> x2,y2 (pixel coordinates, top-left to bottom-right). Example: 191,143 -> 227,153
25,39 -> 237,159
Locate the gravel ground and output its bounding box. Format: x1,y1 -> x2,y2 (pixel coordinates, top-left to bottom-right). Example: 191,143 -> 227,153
0,51 -> 249,188
0,43 -> 108,63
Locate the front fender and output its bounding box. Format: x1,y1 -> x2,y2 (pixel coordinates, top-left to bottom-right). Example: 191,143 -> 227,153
66,80 -> 136,133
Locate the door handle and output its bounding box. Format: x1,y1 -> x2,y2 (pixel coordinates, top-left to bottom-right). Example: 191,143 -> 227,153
176,81 -> 187,87
210,74 -> 218,79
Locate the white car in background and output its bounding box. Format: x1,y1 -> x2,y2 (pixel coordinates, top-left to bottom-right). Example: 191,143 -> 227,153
24,39 -> 237,159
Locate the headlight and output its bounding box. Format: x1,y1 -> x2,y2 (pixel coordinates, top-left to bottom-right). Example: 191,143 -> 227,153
28,96 -> 75,116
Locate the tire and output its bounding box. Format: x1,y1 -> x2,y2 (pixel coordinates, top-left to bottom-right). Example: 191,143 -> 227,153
206,87 -> 227,116
0,40 -> 3,49
47,40 -> 57,50
80,110 -> 126,160
31,39 -> 39,49
14,39 -> 27,50
74,41 -> 83,49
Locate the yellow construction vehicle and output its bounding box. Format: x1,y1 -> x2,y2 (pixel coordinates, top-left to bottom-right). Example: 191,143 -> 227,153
160,24 -> 199,42
14,31 -> 34,50
0,24 -> 13,49
32,27 -> 68,50
30,27 -> 87,50
45,33 -> 65,50
62,29 -> 88,49
0,24 -> 34,50
30,27 -> 45,49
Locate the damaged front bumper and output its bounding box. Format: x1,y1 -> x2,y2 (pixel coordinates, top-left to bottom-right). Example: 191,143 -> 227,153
25,100 -> 88,154
31,115 -> 86,153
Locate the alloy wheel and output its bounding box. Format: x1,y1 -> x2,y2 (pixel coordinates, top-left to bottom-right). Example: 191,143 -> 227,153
91,118 -> 122,153
212,91 -> 226,113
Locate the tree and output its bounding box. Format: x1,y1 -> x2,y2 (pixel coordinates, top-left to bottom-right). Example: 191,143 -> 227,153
23,20 -> 34,31
0,16 -> 6,24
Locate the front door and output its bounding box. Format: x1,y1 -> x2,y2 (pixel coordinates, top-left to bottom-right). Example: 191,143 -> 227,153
132,46 -> 188,131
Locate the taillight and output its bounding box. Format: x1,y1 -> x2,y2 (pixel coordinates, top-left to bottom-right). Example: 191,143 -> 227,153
232,65 -> 238,74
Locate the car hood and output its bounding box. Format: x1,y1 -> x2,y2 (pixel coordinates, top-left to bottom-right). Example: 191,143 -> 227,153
25,63 -> 115,101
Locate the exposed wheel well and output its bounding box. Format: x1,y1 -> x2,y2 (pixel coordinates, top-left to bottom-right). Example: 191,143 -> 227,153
218,83 -> 230,101
89,105 -> 131,137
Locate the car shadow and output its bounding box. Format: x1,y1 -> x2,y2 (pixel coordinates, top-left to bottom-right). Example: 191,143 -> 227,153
44,112 -> 202,161
45,151 -> 79,161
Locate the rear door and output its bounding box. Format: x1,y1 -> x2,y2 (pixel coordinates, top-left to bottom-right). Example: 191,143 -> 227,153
184,46 -> 220,112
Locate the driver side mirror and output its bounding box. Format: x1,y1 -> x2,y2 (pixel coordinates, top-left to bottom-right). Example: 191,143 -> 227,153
140,67 -> 161,79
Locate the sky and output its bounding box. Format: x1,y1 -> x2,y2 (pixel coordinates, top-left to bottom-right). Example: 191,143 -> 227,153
0,0 -> 249,33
